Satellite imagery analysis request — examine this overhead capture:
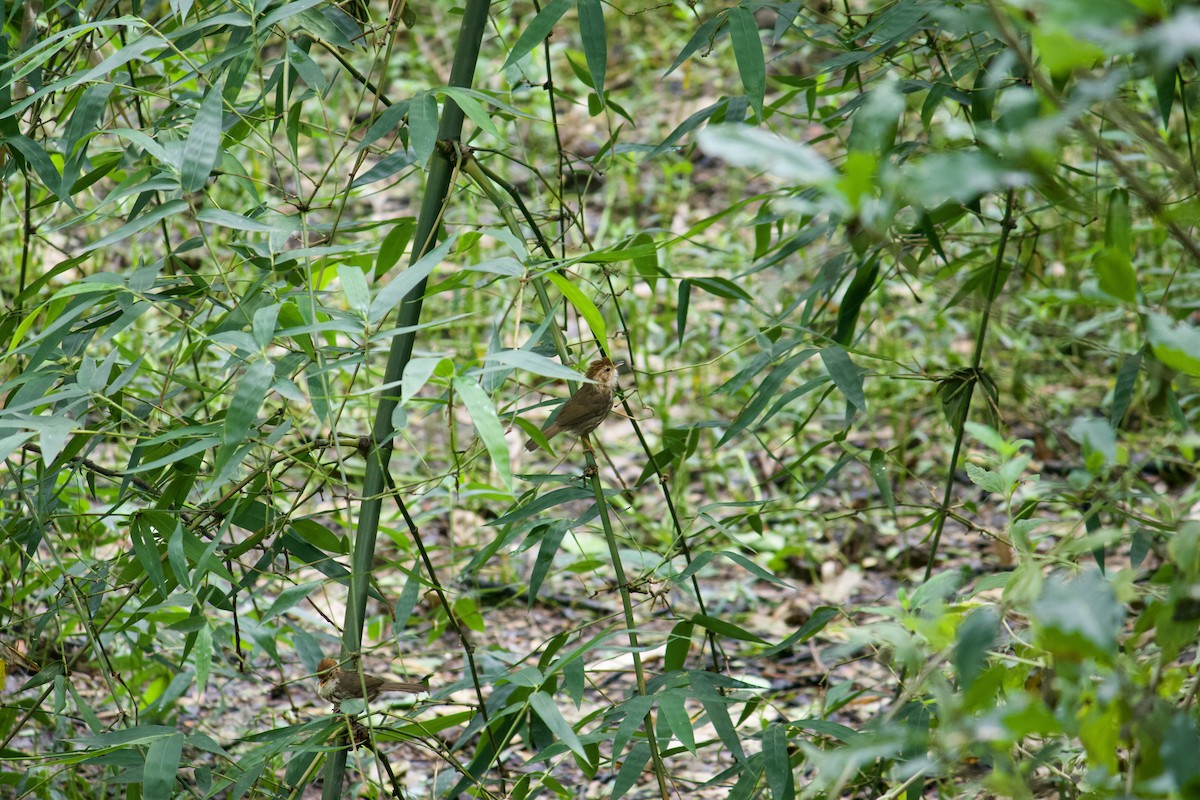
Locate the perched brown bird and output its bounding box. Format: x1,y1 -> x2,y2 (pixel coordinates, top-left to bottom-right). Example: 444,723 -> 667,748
316,658 -> 427,705
525,357 -> 620,452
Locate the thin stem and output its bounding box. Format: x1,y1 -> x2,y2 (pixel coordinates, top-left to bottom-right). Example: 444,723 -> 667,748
923,188 -> 1017,581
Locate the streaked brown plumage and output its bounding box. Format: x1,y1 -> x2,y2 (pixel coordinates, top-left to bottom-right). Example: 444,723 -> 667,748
316,658 -> 427,704
525,357 -> 619,452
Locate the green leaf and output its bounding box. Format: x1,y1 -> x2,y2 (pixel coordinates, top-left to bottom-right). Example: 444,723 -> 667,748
529,691 -> 587,760
869,448 -> 895,514
1147,314 -> 1200,376
761,606 -> 839,657
222,359 -> 274,446
577,0 -> 607,107
369,234 -> 456,325
2,134 -> 67,202
485,349 -> 599,382
339,265 -> 371,316
763,724 -> 795,798
954,607 -> 998,691
677,278 -> 691,346
728,7 -> 765,120
1032,571 -> 1123,664
834,255 -> 879,345
965,462 -> 1008,495
546,270 -> 608,349
611,742 -> 651,800
409,91 -> 438,166
664,621 -> 694,672
352,149 -> 417,188
262,580 -> 321,621
394,561 -> 421,633
454,376 -> 513,494
181,79 -> 224,192
1155,64 -> 1177,128
503,0 -> 573,69
1110,349 -> 1142,427
691,613 -> 767,643
659,691 -> 697,754
820,344 -> 866,413
81,198 -> 187,252
527,522 -> 569,604
697,124 -> 836,186
1094,246 -> 1136,303
143,731 -> 183,800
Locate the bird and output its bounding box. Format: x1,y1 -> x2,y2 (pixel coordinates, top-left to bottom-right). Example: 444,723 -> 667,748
316,658 -> 427,706
524,357 -> 620,452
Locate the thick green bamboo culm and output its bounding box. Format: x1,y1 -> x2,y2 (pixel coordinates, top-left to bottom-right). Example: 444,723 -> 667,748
321,2 -> 492,796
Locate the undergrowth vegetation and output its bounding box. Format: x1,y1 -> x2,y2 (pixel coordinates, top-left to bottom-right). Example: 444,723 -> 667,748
1,0 -> 1198,798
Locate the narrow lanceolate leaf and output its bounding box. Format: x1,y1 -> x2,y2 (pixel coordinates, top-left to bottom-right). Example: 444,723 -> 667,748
763,724 -> 795,799
85,199 -> 189,252
546,271 -> 608,350
223,359 -> 275,446
454,377 -> 513,495
1110,348 -> 1142,428
578,0 -> 607,106
503,0 -> 573,69
143,731 -> 183,800
529,691 -> 587,760
369,234 -> 456,325
820,344 -> 866,413
182,79 -> 224,192
728,7 -> 765,120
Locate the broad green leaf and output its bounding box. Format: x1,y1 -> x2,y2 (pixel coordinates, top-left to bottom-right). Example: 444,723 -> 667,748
454,376 -> 512,494
73,724 -> 178,748
1068,416 -> 1119,471
528,522 -> 568,603
196,208 -> 284,233
954,607 -> 999,691
194,623 -> 213,696
1147,314 -> 1200,376
394,561 -> 422,633
2,134 -> 64,202
869,448 -> 895,514
1032,571 -> 1122,664
762,606 -> 839,657
439,87 -> 503,139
